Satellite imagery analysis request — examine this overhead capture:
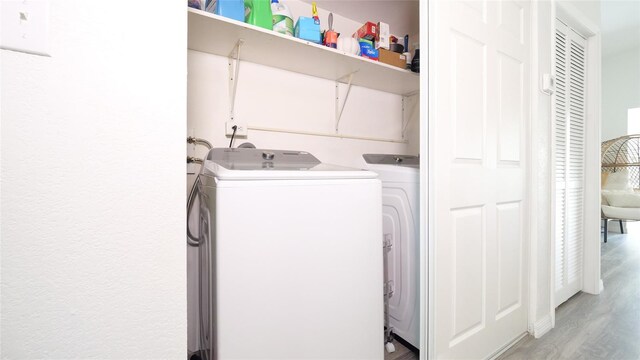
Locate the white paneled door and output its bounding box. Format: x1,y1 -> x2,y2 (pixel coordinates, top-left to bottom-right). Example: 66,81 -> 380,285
431,0 -> 530,358
554,19 -> 587,307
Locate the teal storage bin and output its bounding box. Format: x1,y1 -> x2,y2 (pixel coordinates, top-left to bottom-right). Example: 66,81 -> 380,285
215,0 -> 245,22
294,17 -> 321,44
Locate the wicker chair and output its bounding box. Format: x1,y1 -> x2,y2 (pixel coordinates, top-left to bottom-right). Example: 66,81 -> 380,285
601,135 -> 640,242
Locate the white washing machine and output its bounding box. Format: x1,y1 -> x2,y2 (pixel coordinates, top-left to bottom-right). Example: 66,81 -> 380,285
364,154 -> 420,349
196,148 -> 383,360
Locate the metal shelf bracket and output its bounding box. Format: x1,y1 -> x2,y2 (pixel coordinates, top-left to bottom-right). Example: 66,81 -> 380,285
228,39 -> 244,122
334,72 -> 356,133
401,91 -> 419,139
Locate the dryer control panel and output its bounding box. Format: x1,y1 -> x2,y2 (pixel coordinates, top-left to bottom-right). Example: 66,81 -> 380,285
363,154 -> 419,167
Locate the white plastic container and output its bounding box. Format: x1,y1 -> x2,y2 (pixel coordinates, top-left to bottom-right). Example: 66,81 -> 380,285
337,37 -> 361,55
376,21 -> 390,50
271,0 -> 293,36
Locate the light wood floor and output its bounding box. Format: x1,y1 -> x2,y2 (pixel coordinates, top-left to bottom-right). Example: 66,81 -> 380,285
498,230 -> 640,360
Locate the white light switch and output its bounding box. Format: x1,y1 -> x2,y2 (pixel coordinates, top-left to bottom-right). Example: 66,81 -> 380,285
542,73 -> 555,95
1,0 -> 50,56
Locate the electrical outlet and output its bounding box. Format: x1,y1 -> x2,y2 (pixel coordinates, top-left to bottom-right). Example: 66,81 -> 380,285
225,122 -> 248,137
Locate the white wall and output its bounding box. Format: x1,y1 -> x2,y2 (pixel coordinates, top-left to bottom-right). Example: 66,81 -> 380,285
0,25 -> 3,358
186,0 -> 419,351
602,46 -> 640,140
1,1 -> 187,358
532,0 -> 554,329
187,51 -> 420,165
563,0 -> 601,27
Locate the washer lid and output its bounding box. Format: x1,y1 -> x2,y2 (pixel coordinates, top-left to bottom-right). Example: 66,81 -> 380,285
203,148 -> 377,180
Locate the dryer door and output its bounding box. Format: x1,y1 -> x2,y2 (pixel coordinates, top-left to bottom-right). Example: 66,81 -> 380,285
382,187 -> 418,346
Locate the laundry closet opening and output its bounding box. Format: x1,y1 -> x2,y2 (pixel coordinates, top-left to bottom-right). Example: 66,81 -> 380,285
184,1 -> 424,359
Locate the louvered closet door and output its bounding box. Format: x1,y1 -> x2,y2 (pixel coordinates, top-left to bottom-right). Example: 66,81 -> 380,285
554,19 -> 587,307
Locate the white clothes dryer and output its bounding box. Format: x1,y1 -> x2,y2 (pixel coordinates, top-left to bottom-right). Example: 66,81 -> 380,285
364,154 -> 420,349
196,148 -> 384,360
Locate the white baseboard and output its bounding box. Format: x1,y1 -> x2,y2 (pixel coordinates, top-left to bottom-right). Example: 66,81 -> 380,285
487,332 -> 528,360
532,314 -> 553,338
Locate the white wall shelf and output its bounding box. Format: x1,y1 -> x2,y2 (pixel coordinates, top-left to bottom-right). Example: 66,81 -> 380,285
188,9 -> 420,96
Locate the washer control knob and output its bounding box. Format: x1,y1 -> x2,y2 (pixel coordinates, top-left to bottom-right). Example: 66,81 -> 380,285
262,152 -> 275,160
394,156 -> 403,163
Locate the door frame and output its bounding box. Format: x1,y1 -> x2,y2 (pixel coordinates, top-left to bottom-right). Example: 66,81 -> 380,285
548,0 -> 602,326
527,0 -> 549,338
421,0 -> 431,358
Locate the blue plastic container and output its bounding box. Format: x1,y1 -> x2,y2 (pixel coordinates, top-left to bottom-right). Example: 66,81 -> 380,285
215,0 -> 245,22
